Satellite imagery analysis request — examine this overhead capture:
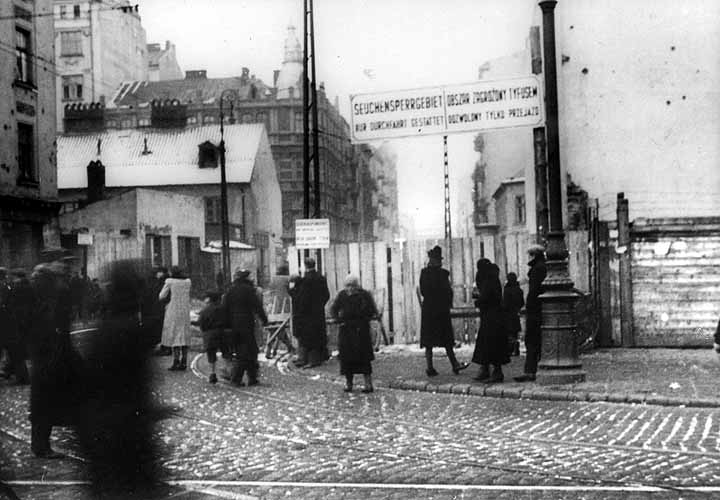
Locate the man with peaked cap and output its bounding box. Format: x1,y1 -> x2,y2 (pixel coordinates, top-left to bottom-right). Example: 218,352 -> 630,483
514,244 -> 547,382
290,257 -> 330,368
222,268 -> 268,385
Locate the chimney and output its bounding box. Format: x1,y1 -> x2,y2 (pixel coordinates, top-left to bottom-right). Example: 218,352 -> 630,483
241,67 -> 250,84
273,70 -> 280,87
86,160 -> 106,204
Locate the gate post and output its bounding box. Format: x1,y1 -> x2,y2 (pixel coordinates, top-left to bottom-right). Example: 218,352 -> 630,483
617,192 -> 635,347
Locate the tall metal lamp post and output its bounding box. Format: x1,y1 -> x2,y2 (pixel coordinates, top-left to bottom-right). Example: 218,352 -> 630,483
218,88 -> 238,290
536,0 -> 585,384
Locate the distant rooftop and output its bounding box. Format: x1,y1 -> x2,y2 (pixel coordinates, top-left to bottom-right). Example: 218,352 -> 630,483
58,124 -> 267,189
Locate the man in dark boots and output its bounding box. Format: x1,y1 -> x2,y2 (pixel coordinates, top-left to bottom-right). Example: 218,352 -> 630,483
223,269 -> 268,386
515,245 -> 547,382
291,258 -> 330,368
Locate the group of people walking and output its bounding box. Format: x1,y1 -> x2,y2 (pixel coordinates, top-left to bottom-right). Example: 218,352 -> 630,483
419,243 -> 547,384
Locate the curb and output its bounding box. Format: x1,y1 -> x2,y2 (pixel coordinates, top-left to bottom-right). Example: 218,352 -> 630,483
193,354 -> 720,409
387,378 -> 720,408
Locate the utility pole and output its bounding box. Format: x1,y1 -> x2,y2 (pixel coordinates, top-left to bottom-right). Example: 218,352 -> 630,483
303,0 -> 322,271
536,0 -> 585,384
443,135 -> 452,277
218,89 -> 237,290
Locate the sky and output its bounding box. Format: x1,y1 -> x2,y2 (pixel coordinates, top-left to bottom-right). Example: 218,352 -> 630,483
136,0 -> 536,237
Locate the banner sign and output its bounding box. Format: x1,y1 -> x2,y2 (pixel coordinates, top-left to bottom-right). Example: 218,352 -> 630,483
295,218 -> 330,249
350,76 -> 543,142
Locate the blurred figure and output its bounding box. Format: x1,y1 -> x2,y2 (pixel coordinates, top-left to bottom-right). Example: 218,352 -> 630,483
289,258 -> 330,368
76,259 -> 157,495
471,259 -> 508,383
1,269 -> 31,384
502,272 -> 524,357
69,270 -> 87,321
142,266 -> 170,356
197,291 -> 226,384
27,261 -> 80,458
159,266 -> 192,370
514,245 -> 547,383
330,274 -> 378,393
419,246 -> 468,377
223,268 -> 268,386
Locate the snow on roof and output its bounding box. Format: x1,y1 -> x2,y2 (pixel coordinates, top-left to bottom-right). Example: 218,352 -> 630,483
58,124 -> 264,189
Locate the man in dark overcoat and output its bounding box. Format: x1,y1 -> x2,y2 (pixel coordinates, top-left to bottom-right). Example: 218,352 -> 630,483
419,246 -> 467,376
222,268 -> 268,385
471,259 -> 507,382
292,258 -> 330,368
28,258 -> 82,458
142,266 -> 169,353
514,244 -> 547,382
1,269 -> 31,384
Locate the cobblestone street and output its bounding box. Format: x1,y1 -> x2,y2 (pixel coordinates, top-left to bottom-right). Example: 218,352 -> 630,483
2,351 -> 720,499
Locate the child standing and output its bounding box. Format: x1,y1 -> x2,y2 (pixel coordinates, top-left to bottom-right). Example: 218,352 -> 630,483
198,291 -> 226,384
502,272 -> 525,357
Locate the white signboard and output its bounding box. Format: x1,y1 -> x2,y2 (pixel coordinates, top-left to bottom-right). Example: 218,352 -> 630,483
350,76 -> 543,142
77,233 -> 93,246
295,218 -> 330,249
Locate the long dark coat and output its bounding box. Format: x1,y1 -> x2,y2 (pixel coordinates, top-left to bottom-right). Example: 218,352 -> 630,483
293,270 -> 330,351
330,288 -> 378,375
472,262 -> 508,366
223,278 -> 268,361
526,256 -> 547,314
419,265 -> 454,348
502,281 -> 525,334
28,270 -> 83,427
141,275 -> 166,346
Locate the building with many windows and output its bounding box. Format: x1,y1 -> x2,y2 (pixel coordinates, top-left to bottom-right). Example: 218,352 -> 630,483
0,0 -> 60,269
53,0 -> 148,131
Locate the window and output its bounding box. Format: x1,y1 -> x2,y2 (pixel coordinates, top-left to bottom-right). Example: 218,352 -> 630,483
17,123 -> 36,183
241,113 -> 253,124
294,111 -> 303,132
514,195 -> 526,225
186,116 -> 197,125
73,4 -> 81,18
61,75 -> 83,101
59,5 -> 67,18
198,141 -> 218,168
145,235 -> 171,268
205,197 -> 221,224
256,112 -> 269,131
60,31 -> 83,56
178,237 -> 200,279
202,115 -> 216,124
277,108 -> 290,131
138,118 -> 150,127
15,28 -> 32,84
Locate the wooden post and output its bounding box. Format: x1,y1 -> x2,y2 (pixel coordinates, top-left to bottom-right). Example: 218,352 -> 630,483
617,192 -> 634,347
596,221 -> 613,346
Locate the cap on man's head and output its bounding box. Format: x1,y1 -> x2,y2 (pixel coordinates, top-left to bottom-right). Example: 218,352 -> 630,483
233,268 -> 250,280
427,245 -> 443,260
527,244 -> 546,256
304,258 -> 316,269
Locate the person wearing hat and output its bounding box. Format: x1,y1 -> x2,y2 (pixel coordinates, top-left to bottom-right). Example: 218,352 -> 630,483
159,266 -> 192,371
291,257 -> 330,368
419,245 -> 468,377
222,268 -> 268,385
514,244 -> 547,382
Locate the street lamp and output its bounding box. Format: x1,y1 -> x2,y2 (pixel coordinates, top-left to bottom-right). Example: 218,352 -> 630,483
536,0 -> 585,384
218,88 -> 238,290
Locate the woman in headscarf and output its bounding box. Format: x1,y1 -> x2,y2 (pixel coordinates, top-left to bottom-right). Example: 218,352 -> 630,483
159,266 -> 192,370
330,274 -> 378,393
471,259 -> 508,383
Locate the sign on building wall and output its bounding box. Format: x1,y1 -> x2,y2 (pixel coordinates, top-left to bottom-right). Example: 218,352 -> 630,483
295,218 -> 330,249
350,76 -> 543,142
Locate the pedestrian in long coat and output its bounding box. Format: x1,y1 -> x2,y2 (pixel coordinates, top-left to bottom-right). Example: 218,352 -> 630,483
222,268 -> 268,385
502,272 -> 525,357
419,246 -> 468,377
141,266 -> 168,352
472,259 -> 507,382
159,266 -> 191,371
292,258 -> 330,367
514,245 -> 547,382
28,262 -> 82,458
330,274 -> 378,393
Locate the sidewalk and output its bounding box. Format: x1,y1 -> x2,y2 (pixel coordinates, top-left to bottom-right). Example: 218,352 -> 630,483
292,346 -> 720,408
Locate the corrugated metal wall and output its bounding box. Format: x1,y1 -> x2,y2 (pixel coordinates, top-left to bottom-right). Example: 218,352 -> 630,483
631,229 -> 720,346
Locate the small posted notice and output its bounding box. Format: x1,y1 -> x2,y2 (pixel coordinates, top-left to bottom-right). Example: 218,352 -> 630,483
295,218 -> 330,249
